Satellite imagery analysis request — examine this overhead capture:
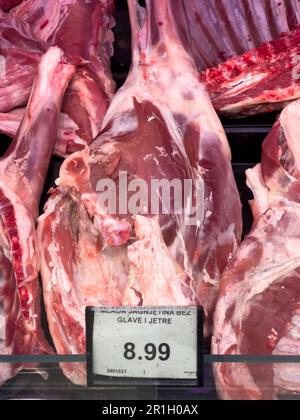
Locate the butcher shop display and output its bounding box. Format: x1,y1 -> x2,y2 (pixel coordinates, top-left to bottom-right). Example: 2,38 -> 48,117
0,0 -> 300,401
37,0 -> 241,386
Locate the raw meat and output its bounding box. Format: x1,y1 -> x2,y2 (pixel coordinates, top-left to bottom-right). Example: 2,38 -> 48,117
0,109 -> 87,158
172,0 -> 300,70
38,0 -> 242,385
0,46 -> 75,385
0,0 -> 22,12
0,0 -> 115,142
0,109 -> 25,138
12,0 -> 116,141
202,28 -> 300,117
213,99 -> 300,400
0,9 -> 43,112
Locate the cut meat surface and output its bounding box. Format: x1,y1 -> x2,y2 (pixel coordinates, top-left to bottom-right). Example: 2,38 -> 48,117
0,9 -> 43,112
0,109 -> 87,158
38,0 -> 242,386
123,216 -> 195,307
202,28 -> 300,117
0,0 -> 115,143
13,0 -> 116,141
38,187 -> 128,383
0,46 -> 75,385
172,0 -> 300,70
213,99 -> 300,400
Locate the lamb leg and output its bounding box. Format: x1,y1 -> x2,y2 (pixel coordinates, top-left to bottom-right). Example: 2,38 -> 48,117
0,46 -> 75,385
38,0 -> 242,385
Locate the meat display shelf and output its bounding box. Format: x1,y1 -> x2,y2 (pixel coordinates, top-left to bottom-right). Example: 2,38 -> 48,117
2,355 -> 300,400
0,364 -> 215,401
0,0 -> 291,401
0,118 -> 278,400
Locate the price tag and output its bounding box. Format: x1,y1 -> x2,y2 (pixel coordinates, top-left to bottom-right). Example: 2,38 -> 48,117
86,307 -> 203,387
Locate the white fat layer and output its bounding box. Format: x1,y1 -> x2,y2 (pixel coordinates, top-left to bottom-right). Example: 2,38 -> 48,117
246,164 -> 270,215
221,72 -> 268,96
169,227 -> 192,278
0,307 -> 6,340
71,76 -> 101,138
233,253 -> 300,329
124,216 -> 193,307
0,56 -> 6,79
273,313 -> 300,392
41,208 -> 84,329
212,283 -> 241,354
219,223 -> 237,248
38,194 -> 130,367
202,270 -> 218,287
280,99 -> 300,173
213,205 -> 300,396
220,89 -> 300,114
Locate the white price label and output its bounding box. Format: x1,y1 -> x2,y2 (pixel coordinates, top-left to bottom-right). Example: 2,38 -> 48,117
92,307 -> 199,380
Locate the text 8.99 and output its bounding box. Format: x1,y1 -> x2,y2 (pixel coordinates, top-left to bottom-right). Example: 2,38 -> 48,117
123,343 -> 170,361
